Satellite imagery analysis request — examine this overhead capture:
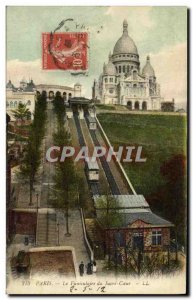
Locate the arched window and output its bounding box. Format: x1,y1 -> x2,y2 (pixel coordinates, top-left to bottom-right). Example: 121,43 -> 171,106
127,101 -> 132,110
133,84 -> 137,94
119,66 -> 121,73
27,100 -> 31,106
10,101 -> 13,108
134,101 -> 139,110
133,70 -> 137,80
14,101 -> 17,107
27,111 -> 31,120
49,91 -> 54,98
69,93 -> 72,99
142,101 -> 147,111
63,92 -> 67,100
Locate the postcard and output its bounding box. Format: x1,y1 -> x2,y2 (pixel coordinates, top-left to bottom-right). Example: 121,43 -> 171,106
6,6 -> 187,295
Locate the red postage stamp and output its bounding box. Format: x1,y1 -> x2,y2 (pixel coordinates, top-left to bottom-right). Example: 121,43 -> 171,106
42,32 -> 88,71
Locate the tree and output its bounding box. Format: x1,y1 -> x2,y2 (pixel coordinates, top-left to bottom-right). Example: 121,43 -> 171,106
52,95 -> 77,236
20,133 -> 41,205
20,92 -> 47,205
147,154 -> 186,245
11,103 -> 31,122
96,189 -> 122,267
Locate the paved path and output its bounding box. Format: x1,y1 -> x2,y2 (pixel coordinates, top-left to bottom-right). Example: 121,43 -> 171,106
57,209 -> 89,265
40,103 -> 57,208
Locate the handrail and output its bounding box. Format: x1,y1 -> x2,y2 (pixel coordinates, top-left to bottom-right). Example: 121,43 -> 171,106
80,208 -> 94,261
96,116 -> 137,195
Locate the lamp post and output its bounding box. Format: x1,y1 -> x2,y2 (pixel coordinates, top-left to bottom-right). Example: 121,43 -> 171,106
57,221 -> 60,246
35,192 -> 39,246
36,192 -> 39,214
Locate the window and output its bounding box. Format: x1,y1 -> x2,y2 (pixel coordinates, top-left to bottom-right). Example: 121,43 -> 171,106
152,230 -> 162,245
123,65 -> 125,73
63,92 -> 67,100
127,65 -> 130,73
119,66 -> 121,73
10,101 -> 13,108
6,102 -> 9,107
27,100 -> 31,106
110,77 -> 113,83
14,101 -> 17,107
123,55 -> 125,57
105,78 -> 108,83
133,232 -> 143,250
109,88 -> 114,94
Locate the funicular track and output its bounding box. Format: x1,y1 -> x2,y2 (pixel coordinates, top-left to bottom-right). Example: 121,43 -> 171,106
73,113 -> 100,196
85,116 -> 121,195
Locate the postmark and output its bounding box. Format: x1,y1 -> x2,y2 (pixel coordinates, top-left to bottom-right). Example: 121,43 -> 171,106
42,32 -> 88,71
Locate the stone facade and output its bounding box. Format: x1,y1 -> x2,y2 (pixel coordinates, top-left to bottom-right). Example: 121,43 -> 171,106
6,78 -> 82,120
106,223 -> 170,253
92,20 -> 172,111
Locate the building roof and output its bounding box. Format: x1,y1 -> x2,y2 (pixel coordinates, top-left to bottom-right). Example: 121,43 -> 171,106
87,160 -> 99,170
87,116 -> 96,123
113,20 -> 138,55
6,80 -> 15,90
142,56 -> 155,77
120,211 -> 173,227
25,80 -> 36,92
36,84 -> 74,91
94,194 -> 149,210
94,194 -> 173,228
69,97 -> 91,104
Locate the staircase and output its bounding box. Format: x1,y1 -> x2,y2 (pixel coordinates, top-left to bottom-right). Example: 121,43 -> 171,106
36,210 -> 57,246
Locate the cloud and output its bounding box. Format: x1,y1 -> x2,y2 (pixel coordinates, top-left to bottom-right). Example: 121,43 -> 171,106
106,6 -> 153,28
146,43 -> 187,107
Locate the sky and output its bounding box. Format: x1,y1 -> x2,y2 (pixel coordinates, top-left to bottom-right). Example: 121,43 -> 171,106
6,6 -> 187,108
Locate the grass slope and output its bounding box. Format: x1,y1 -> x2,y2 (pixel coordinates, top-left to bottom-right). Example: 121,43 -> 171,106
98,113 -> 186,196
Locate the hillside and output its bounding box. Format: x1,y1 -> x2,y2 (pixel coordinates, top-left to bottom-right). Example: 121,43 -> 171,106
98,113 -> 187,245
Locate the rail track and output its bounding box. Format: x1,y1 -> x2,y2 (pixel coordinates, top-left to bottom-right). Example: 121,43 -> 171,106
74,113 -> 100,196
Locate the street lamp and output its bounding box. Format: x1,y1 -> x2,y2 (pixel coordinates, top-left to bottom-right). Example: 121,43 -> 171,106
57,221 -> 60,246
36,192 -> 39,214
35,192 -> 39,246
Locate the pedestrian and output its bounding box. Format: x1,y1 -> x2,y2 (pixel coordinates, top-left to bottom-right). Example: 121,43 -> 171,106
93,261 -> 97,273
79,261 -> 84,276
86,261 -> 93,275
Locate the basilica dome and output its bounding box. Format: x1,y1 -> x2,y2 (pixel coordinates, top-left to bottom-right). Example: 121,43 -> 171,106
113,20 -> 138,55
142,56 -> 155,77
